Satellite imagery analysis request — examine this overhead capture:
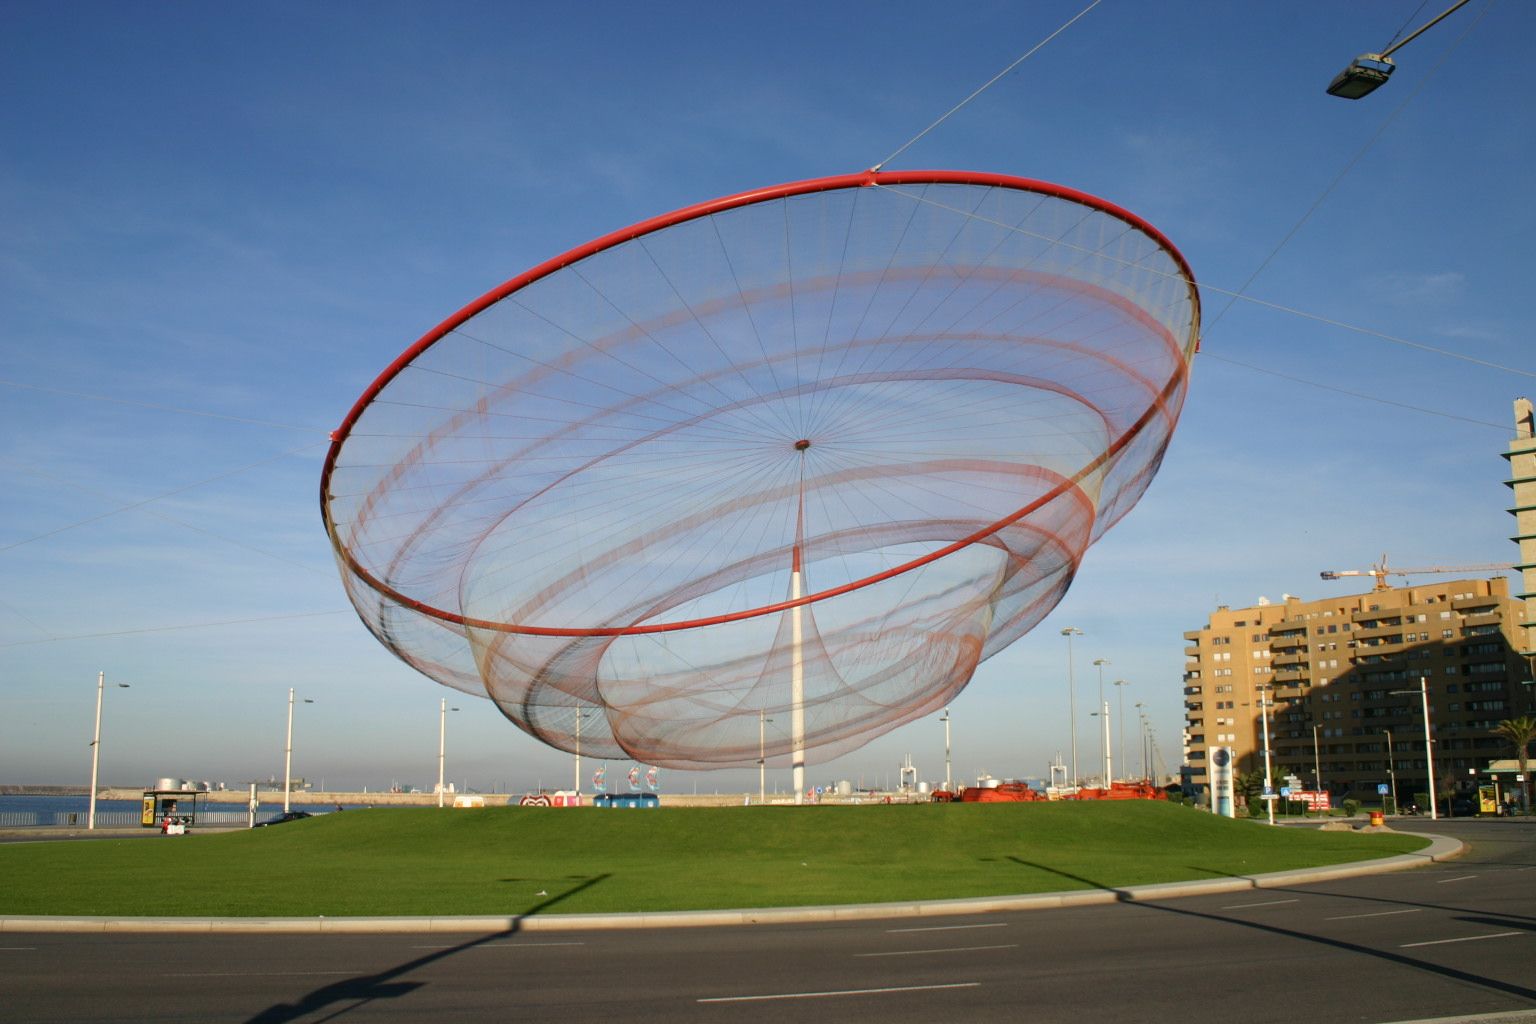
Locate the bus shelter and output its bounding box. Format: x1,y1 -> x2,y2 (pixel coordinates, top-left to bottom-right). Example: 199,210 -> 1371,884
141,789 -> 208,833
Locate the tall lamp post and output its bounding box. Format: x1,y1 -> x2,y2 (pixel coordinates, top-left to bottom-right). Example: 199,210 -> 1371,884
1383,728 -> 1398,814
1113,680 -> 1130,784
758,710 -> 774,804
284,688 -> 314,814
1092,658 -> 1111,786
939,708 -> 952,792
1257,684 -> 1275,826
1090,701 -> 1112,789
438,698 -> 460,808
1312,723 -> 1323,801
1135,702 -> 1148,780
1061,627 -> 1084,786
88,671 -> 130,830
1391,677 -> 1437,820
573,705 -> 591,799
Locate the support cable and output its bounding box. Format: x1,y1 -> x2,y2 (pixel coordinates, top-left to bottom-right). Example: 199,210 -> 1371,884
870,0 -> 1102,172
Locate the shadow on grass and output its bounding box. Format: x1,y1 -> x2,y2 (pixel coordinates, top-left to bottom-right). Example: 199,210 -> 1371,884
243,873 -> 610,1024
1006,857 -> 1536,1004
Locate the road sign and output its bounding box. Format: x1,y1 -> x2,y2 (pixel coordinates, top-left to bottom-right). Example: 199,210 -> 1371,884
1377,783 -> 1390,795
1280,786 -> 1291,797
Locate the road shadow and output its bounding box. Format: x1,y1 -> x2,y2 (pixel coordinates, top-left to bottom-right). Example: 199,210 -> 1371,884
1006,857 -> 1536,1004
1176,861 -> 1536,926
243,873 -> 610,1023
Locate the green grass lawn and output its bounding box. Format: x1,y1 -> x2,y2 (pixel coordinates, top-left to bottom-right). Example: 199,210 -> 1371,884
0,802 -> 1429,917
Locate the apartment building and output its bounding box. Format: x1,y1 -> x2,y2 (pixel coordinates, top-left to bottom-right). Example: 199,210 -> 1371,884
1181,577 -> 1530,799
1183,399 -> 1536,801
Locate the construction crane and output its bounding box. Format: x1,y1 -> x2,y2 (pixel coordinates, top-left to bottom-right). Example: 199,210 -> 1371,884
1319,553 -> 1512,592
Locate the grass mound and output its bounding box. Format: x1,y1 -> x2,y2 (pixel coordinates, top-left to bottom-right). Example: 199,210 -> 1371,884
0,802 -> 1428,917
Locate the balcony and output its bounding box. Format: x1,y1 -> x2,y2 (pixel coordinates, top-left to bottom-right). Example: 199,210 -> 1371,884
1451,596 -> 1499,613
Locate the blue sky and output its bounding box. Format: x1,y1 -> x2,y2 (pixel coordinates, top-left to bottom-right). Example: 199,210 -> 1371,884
3,1 -> 1531,793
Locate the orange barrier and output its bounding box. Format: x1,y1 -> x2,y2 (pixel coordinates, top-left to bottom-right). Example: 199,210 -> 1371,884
957,783 -> 1045,803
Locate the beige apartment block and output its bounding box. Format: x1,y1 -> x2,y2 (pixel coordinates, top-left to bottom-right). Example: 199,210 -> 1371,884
1181,577 -> 1530,800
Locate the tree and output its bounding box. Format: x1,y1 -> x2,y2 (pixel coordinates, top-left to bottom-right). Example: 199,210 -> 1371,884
1491,715 -> 1536,813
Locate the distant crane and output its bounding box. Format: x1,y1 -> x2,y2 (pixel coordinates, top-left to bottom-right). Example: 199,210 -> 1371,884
1319,553 -> 1511,592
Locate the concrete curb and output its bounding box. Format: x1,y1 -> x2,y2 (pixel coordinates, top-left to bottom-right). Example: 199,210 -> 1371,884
0,831 -> 1462,935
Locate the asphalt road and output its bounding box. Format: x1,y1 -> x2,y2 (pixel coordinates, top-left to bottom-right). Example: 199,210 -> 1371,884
2,819 -> 1532,1024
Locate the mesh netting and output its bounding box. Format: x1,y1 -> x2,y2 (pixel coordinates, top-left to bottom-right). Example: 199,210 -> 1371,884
322,170 -> 1199,769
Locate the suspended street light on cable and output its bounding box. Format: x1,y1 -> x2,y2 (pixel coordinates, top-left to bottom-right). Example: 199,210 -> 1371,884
1326,0 -> 1473,99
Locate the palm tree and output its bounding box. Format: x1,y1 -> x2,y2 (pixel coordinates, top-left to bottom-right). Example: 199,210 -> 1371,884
1492,715 -> 1536,813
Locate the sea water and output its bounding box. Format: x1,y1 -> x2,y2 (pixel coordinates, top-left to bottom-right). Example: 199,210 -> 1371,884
0,794 -> 351,828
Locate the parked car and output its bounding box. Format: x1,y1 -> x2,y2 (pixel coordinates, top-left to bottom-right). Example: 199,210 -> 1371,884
253,810 -> 313,827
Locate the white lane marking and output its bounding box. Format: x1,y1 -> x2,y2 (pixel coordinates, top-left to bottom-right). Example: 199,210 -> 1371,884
0,947 -> 38,951
164,971 -> 359,978
1400,931 -> 1524,948
1434,874 -> 1477,884
409,941 -> 585,949
856,944 -> 1017,958
1221,899 -> 1299,910
1324,908 -> 1425,921
886,923 -> 1007,933
699,982 -> 980,1003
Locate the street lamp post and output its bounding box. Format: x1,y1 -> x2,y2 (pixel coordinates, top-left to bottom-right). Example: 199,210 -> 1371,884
283,688 -> 314,814
1391,677 -> 1437,820
1383,728 -> 1398,814
1257,685 -> 1274,826
573,705 -> 591,799
940,708 -> 952,792
1113,680 -> 1130,784
1090,701 -> 1112,789
1135,702 -> 1147,780
758,710 -> 774,804
438,698 -> 460,808
1093,658 -> 1110,786
1061,627 -> 1083,786
87,671 -> 130,830
1312,723 -> 1323,801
